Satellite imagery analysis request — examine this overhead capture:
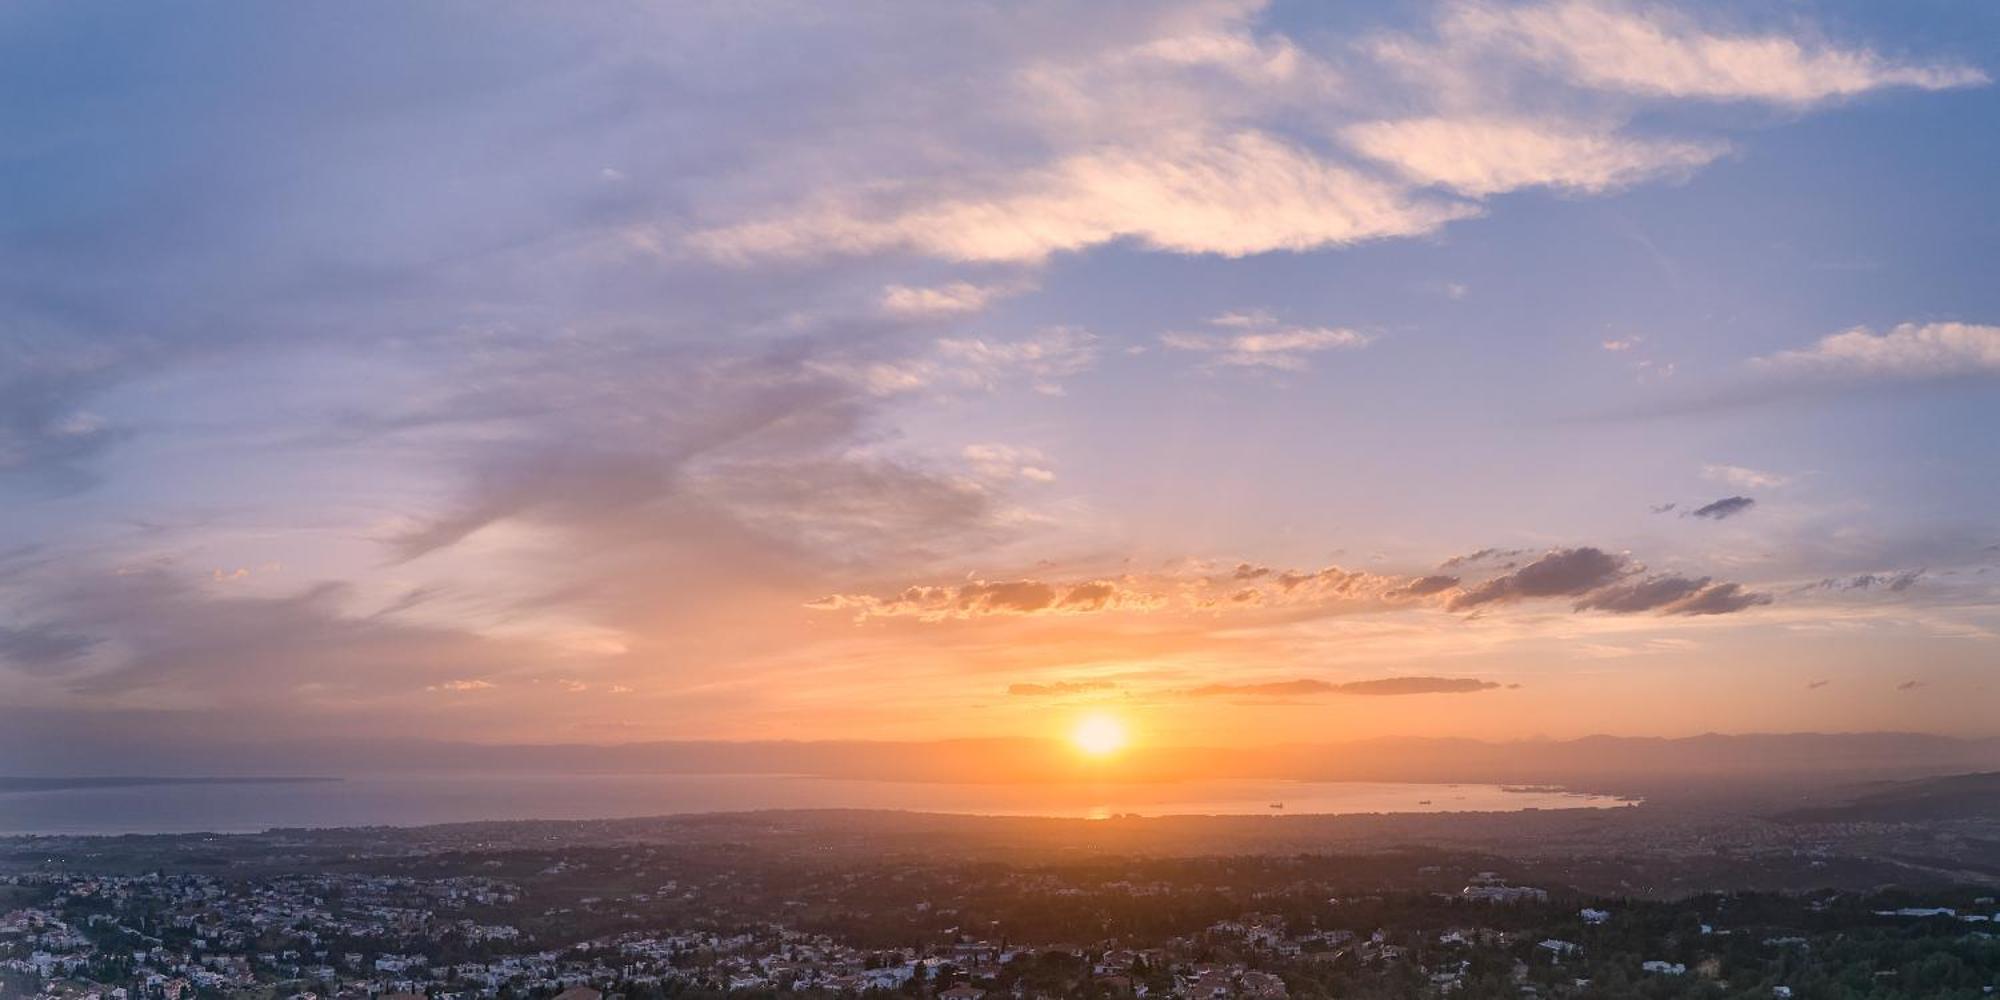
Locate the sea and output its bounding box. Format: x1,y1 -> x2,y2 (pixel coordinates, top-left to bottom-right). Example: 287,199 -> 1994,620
0,773 -> 1633,836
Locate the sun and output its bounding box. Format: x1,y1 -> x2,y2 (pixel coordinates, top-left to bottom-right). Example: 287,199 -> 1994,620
1071,712 -> 1129,757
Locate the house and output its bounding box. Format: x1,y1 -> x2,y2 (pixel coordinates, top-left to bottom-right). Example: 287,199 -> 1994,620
1461,884 -> 1548,903
1238,970 -> 1287,998
1181,969 -> 1234,999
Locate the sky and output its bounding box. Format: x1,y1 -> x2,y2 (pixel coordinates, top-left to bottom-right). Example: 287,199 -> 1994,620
3,0 -> 1999,762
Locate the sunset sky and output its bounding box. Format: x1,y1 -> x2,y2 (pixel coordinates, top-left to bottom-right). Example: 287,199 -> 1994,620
3,0 -> 1999,761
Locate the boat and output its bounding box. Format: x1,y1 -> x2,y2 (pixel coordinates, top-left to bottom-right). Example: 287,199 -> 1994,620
1268,802 -> 1284,810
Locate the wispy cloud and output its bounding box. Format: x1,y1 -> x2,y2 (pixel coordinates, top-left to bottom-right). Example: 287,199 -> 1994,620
1163,310 -> 1369,371
1182,676 -> 1502,698
0,623 -> 99,675
1806,570 -> 1923,594
1753,322 -> 2000,380
1575,575 -> 1771,616
695,132 -> 1474,264
1420,0 -> 1986,105
692,0 -> 1979,269
427,679 -> 495,693
1704,464 -> 1789,490
809,578 -> 1158,620
818,327 -> 1100,397
879,281 -> 1020,318
963,444 -> 1058,484
1343,117 -> 1724,197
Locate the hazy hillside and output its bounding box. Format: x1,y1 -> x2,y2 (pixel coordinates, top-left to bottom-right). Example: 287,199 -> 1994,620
1781,771 -> 2000,823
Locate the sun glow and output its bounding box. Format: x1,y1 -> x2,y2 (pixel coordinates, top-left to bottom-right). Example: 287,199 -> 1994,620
1071,713 -> 1129,757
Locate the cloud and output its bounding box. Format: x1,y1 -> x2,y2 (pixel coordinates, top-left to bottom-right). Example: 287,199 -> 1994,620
1703,464 -> 1789,490
1333,1 -> 1984,231
682,3 -> 1479,263
696,131 -> 1474,264
880,281 -> 1027,318
1752,322 -> 2000,379
1182,676 -> 1502,698
1427,0 -> 1986,105
1163,310 -> 1369,371
427,679 -> 495,693
1570,574 -> 1707,613
1008,680 -> 1117,697
810,577 -> 1151,621
371,334 -> 1002,569
1806,679 -> 1829,690
941,328 -> 1101,392
1448,546 -> 1767,617
1055,580 -> 1122,612
1394,574 -> 1461,597
1574,575 -> 1771,616
1333,676 -> 1505,696
1448,547 -> 1628,609
1897,679 -> 1923,691
0,567 -> 574,708
689,1 -> 1979,267
829,328 -> 1100,398
963,443 -> 1057,484
1342,117 -> 1724,197
1812,570 -> 1923,593
1439,547 -> 1527,570
822,543 -> 1767,622
810,558 -> 1443,621
954,581 -> 1060,614
0,623 -> 99,675
1689,495 -> 1756,520
0,335 -> 133,492
1663,581 -> 1772,616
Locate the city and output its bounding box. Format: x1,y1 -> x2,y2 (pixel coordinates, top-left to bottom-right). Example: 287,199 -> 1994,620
4,802 -> 1999,999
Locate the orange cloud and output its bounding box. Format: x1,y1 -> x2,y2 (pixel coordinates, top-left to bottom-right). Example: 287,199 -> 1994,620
1181,676 -> 1503,698
807,564 -> 1417,621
